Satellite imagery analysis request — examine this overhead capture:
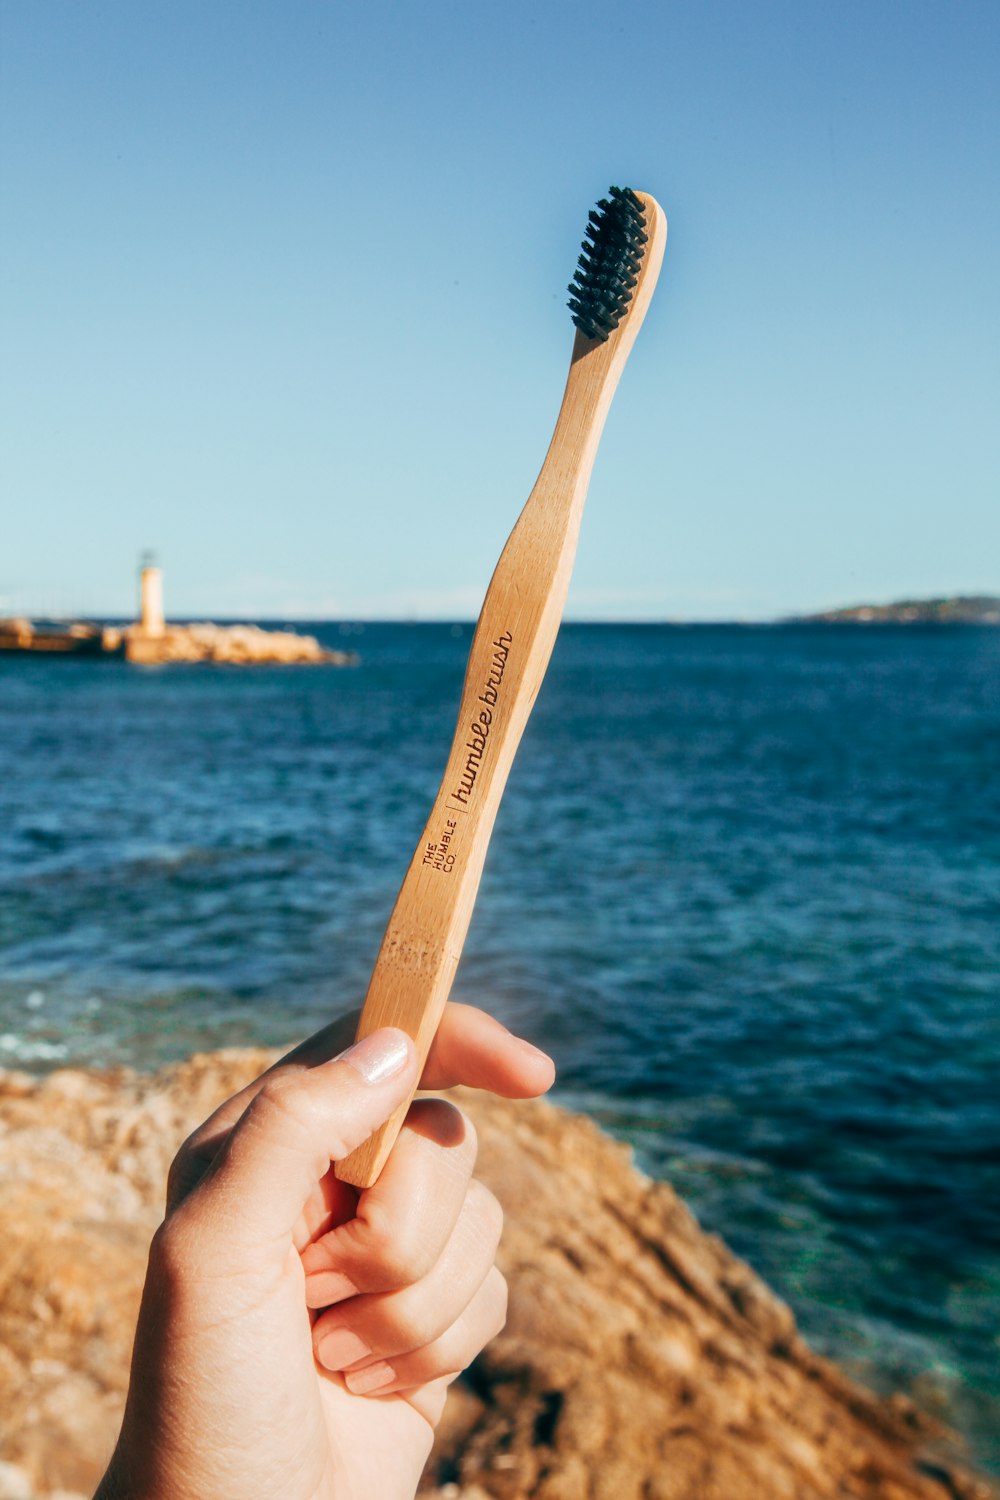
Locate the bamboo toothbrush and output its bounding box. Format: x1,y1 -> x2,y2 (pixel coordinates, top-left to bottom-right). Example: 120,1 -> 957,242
336,186 -> 667,1187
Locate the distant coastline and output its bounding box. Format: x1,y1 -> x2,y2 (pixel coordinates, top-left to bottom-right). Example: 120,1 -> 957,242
5,594 -> 1000,637
790,594 -> 1000,625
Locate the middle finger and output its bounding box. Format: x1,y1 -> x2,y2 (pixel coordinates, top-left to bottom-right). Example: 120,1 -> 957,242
311,1177 -> 503,1371
301,1097 -> 478,1307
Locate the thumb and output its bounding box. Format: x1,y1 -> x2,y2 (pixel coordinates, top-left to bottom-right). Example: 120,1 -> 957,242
180,1029 -> 418,1251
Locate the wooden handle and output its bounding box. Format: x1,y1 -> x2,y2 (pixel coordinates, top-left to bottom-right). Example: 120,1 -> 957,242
336,194 -> 667,1187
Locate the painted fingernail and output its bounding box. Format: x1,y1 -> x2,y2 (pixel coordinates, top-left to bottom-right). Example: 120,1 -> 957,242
340,1029 -> 412,1085
316,1327 -> 371,1371
345,1360 -> 396,1395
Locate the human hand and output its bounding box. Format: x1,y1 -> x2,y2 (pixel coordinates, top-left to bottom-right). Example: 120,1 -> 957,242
94,1004 -> 554,1500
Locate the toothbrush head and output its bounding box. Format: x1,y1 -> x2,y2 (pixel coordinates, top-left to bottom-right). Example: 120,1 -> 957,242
567,186 -> 649,344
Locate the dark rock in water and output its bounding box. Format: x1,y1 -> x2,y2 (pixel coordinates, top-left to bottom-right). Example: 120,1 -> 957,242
0,1055 -> 993,1500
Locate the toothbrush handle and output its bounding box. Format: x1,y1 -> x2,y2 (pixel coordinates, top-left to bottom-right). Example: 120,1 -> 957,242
336,195 -> 666,1188
333,414 -> 592,1189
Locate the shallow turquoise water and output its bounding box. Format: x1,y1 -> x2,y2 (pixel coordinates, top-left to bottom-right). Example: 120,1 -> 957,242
1,623 -> 998,1469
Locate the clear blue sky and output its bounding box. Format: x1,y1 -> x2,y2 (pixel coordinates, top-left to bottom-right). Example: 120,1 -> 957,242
2,0 -> 997,620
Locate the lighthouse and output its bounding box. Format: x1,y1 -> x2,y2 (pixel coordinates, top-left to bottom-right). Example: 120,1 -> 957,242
138,552 -> 165,638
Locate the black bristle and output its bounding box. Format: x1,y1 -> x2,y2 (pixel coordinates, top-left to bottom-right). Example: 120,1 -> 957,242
568,185 -> 648,342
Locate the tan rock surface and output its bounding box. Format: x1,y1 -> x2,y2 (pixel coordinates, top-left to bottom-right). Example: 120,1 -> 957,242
122,622 -> 356,665
0,1055 -> 992,1500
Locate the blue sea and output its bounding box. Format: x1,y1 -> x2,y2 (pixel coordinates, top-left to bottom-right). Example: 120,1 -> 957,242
1,623 -> 998,1471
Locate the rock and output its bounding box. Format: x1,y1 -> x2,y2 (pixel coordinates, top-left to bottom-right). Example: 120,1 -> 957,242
0,1462 -> 33,1500
123,622 -> 357,665
0,1057 -> 993,1500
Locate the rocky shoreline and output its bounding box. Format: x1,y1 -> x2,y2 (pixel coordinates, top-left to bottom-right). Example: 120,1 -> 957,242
0,1053 -> 993,1500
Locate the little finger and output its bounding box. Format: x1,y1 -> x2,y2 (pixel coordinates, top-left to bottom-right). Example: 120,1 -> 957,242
341,1267 -> 508,1396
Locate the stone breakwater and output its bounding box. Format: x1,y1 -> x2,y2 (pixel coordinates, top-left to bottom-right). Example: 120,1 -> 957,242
0,1056 -> 993,1500
118,622 -> 356,665
0,619 -> 357,664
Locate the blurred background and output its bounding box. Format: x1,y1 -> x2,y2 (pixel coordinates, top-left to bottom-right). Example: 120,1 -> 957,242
2,0 -> 998,1477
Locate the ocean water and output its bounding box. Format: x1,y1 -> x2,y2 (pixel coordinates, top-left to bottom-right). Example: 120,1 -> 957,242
1,623 -> 998,1470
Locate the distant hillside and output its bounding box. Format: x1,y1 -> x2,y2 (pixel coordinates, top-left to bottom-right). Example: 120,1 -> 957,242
796,595 -> 1000,625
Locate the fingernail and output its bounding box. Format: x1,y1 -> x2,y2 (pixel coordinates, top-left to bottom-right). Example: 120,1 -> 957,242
345,1360 -> 396,1395
316,1327 -> 371,1371
304,1270 -> 358,1309
340,1029 -> 412,1085
514,1037 -> 551,1062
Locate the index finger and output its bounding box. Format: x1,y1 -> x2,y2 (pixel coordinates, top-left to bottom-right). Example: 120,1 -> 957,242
421,1003 -> 555,1096
276,1003 -> 554,1096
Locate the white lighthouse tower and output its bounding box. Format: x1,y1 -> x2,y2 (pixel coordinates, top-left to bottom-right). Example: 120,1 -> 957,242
138,550 -> 164,638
